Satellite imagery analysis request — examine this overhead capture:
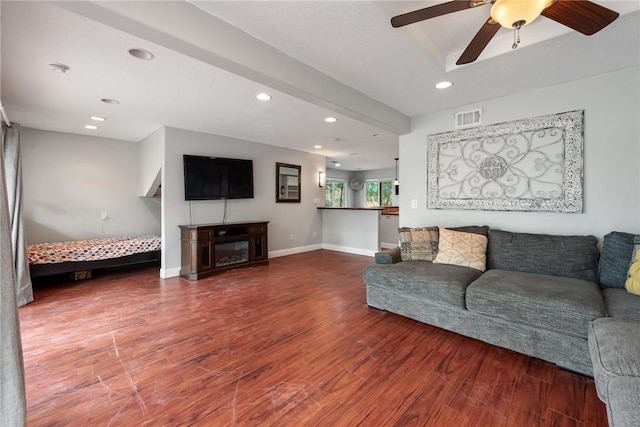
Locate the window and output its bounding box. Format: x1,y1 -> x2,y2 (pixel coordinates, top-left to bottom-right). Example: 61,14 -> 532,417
325,179 -> 345,207
365,180 -> 393,208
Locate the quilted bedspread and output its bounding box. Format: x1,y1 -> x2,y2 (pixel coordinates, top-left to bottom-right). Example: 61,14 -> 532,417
28,235 -> 161,265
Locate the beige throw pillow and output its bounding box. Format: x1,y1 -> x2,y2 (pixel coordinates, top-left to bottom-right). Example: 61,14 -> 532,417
433,228 -> 488,271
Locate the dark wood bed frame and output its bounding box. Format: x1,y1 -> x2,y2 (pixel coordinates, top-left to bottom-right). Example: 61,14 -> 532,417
29,250 -> 161,278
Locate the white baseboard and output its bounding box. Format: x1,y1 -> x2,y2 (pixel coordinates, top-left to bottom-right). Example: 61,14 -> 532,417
380,242 -> 398,249
160,267 -> 181,278
321,244 -> 376,257
269,244 -> 323,258
161,243 -> 371,276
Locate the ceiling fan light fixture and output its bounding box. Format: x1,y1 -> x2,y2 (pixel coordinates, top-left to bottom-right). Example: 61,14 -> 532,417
490,0 -> 550,29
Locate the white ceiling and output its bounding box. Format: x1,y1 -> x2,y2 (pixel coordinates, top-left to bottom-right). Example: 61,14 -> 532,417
1,1 -> 639,171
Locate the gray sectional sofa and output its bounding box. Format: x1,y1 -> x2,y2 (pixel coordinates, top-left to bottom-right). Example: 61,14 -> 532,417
363,228 -> 640,427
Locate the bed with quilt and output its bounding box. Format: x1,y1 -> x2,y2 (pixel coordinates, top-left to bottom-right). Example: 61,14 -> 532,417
27,235 -> 161,278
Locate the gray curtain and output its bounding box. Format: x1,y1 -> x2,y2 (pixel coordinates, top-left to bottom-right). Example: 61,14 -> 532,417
2,123 -> 33,307
0,123 -> 27,425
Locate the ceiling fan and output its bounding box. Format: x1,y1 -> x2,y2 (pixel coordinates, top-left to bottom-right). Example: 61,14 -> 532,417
391,0 -> 619,65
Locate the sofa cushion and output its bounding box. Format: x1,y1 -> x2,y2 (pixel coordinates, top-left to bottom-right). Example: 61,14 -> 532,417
467,269 -> 606,339
363,261 -> 482,309
588,318 -> 640,402
606,377 -> 640,427
487,230 -> 598,282
398,227 -> 439,261
599,231 -> 637,289
433,228 -> 488,272
448,225 -> 489,237
602,288 -> 640,322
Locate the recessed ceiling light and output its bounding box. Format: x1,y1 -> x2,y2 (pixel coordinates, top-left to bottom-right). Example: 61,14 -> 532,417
128,48 -> 154,60
84,125 -> 98,130
48,62 -> 69,74
435,81 -> 453,89
90,116 -> 106,122
101,98 -> 120,104
332,137 -> 344,142
335,163 -> 341,167
256,93 -> 271,101
324,117 -> 337,123
314,145 -> 322,149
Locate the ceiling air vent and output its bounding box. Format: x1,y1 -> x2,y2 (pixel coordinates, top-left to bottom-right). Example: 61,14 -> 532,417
455,108 -> 482,128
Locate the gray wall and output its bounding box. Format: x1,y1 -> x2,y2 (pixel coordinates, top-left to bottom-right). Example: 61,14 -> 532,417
325,167 -> 355,207
399,67 -> 640,237
352,167 -> 398,208
21,127 -> 161,243
327,166 -> 400,208
161,126 -> 326,277
21,126 -> 327,278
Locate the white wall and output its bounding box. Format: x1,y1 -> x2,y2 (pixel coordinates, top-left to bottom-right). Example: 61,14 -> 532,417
399,67 -> 640,238
21,128 -> 161,243
321,209 -> 380,256
380,214 -> 399,248
138,127 -> 164,197
161,126 -> 325,277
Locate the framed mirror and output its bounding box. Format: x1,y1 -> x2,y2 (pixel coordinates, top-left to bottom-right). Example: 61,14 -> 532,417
276,162 -> 301,203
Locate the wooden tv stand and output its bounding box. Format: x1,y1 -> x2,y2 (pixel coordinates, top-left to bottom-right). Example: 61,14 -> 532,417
179,221 -> 269,280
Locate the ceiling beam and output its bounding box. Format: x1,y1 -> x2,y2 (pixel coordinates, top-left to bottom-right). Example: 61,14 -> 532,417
57,1 -> 411,135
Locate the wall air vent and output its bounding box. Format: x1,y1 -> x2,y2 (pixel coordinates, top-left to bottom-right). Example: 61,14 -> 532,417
455,108 -> 482,128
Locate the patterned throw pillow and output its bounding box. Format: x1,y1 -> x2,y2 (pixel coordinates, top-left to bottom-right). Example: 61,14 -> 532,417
433,228 -> 488,272
625,236 -> 640,296
398,227 -> 439,261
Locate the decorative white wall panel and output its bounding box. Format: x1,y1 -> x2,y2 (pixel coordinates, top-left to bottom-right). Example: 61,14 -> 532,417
427,110 -> 584,213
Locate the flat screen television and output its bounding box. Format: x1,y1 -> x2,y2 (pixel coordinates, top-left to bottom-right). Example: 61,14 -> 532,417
183,155 -> 254,200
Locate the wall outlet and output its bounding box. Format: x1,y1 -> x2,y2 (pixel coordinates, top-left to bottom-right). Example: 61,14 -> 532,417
100,211 -> 109,220
289,234 -> 294,241
313,231 -> 317,238
411,199 -> 418,209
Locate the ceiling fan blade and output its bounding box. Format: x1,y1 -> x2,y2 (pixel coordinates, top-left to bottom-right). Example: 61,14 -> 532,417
456,19 -> 500,65
391,1 -> 474,28
541,0 -> 619,36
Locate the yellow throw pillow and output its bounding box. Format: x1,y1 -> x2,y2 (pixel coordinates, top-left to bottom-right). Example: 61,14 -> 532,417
433,228 -> 488,272
626,247 -> 640,296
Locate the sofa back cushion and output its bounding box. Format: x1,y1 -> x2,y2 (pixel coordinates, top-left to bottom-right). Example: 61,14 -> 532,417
448,225 -> 490,236
599,231 -> 637,289
487,229 -> 599,282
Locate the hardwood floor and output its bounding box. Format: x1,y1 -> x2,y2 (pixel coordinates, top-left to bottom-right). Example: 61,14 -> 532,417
19,250 -> 608,426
